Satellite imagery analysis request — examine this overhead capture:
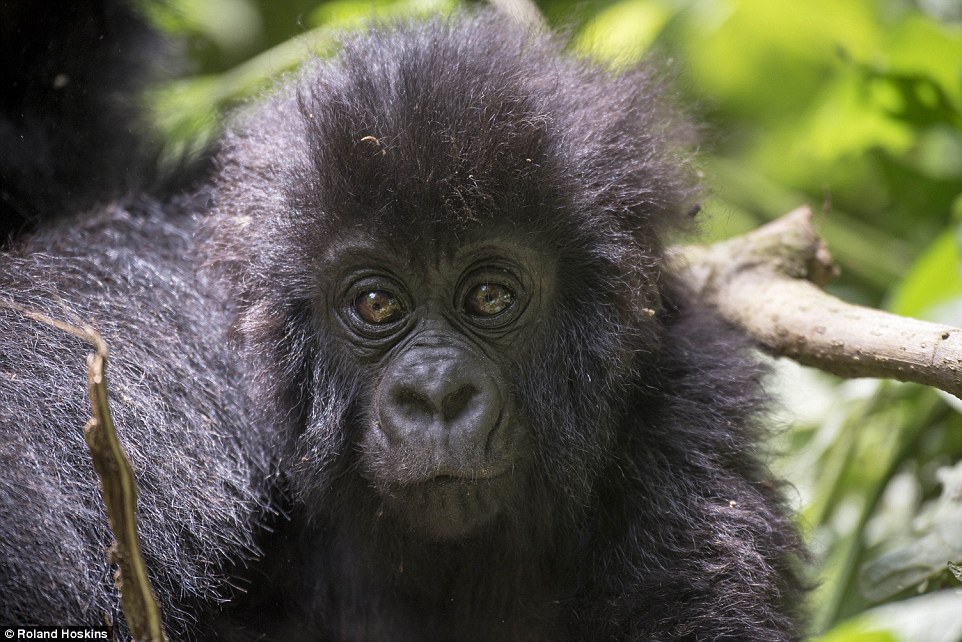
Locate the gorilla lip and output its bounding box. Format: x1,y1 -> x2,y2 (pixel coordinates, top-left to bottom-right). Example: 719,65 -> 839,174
412,466 -> 512,486
380,459 -> 515,488
383,469 -> 515,539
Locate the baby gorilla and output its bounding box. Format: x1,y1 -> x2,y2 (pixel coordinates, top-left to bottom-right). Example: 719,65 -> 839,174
207,12 -> 806,641
0,9 -> 806,642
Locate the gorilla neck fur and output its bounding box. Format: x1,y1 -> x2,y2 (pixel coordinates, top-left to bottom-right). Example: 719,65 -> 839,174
276,469 -> 600,641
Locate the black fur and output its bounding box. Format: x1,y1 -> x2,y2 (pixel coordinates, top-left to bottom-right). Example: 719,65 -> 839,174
0,6 -> 805,641
0,201 -> 277,637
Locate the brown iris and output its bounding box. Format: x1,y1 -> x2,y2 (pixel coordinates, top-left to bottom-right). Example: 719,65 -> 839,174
355,291 -> 405,324
464,283 -> 514,317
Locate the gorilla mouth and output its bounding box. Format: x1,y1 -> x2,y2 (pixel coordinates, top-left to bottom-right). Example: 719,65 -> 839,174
427,470 -> 506,484
383,471 -> 514,540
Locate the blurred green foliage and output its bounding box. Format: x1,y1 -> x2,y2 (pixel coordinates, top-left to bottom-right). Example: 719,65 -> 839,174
146,0 -> 962,639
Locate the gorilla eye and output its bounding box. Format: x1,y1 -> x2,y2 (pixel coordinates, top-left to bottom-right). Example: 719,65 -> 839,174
464,283 -> 515,317
355,291 -> 405,324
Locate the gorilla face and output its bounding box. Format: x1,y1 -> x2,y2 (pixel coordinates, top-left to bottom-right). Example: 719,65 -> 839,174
322,238 -> 554,539
205,13 -> 667,546
202,18 -> 804,641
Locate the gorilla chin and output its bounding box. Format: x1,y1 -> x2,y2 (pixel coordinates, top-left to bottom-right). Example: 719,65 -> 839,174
383,473 -> 517,541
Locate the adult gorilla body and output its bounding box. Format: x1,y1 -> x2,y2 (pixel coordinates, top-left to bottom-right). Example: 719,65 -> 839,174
0,8 -> 805,641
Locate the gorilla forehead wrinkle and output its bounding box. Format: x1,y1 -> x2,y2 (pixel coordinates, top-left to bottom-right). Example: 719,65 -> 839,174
318,235 -> 553,291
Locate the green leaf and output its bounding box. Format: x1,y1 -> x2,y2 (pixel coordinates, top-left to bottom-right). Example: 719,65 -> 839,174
885,13 -> 962,110
575,0 -> 674,64
816,622 -> 899,642
860,461 -> 962,602
309,0 -> 454,28
887,228 -> 962,321
817,590 -> 962,642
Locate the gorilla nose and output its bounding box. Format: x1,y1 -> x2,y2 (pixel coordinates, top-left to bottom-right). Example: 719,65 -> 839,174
393,382 -> 481,424
377,348 -> 503,464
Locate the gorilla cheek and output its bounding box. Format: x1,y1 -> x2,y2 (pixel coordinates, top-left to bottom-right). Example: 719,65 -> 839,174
361,341 -> 523,539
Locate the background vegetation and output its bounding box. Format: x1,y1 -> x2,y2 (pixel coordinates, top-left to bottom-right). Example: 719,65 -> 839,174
147,1 -> 962,639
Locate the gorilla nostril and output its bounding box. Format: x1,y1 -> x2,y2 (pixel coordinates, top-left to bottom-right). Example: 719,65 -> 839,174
393,388 -> 436,421
377,350 -> 503,459
441,384 -> 478,422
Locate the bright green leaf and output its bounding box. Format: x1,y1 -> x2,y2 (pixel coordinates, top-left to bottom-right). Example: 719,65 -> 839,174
680,0 -> 881,121
787,69 -> 915,171
886,13 -> 962,109
575,0 -> 674,64
816,621 -> 899,642
817,590 -> 962,642
887,228 -> 962,320
309,0 -> 455,28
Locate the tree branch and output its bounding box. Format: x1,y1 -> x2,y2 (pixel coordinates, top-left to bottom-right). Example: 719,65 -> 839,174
672,206 -> 962,399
